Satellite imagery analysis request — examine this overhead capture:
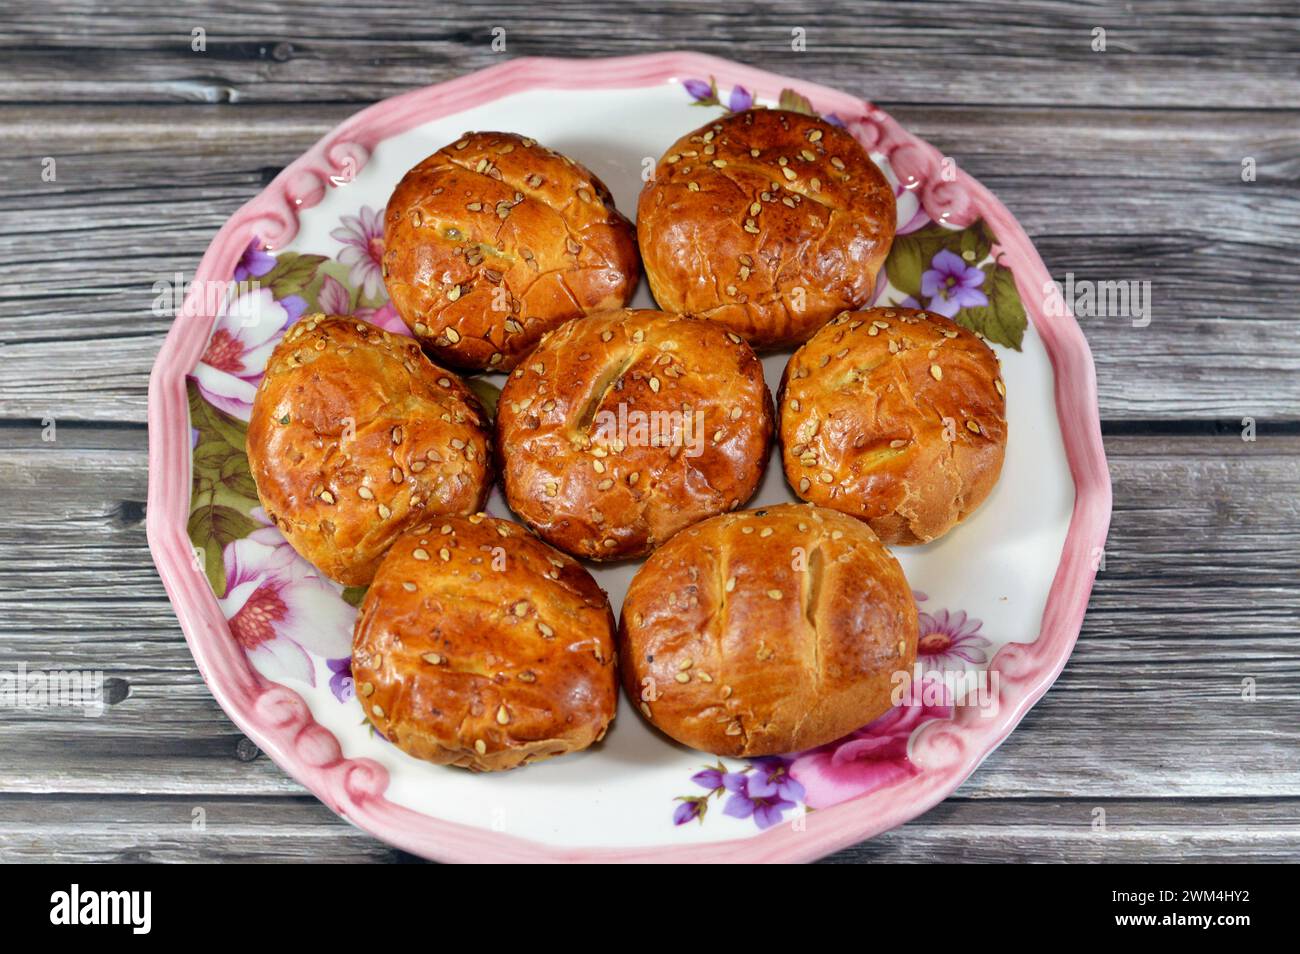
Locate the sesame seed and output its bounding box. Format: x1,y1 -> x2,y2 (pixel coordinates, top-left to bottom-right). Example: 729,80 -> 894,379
377,504 -> 391,519
413,548 -> 430,561
439,547 -> 451,561
475,739 -> 487,755
402,581 -> 417,592
422,652 -> 442,664
537,622 -> 554,638
760,527 -> 773,538
359,682 -> 374,696
513,601 -> 529,616
995,379 -> 1006,396
799,477 -> 811,492
318,490 -> 335,504
930,364 -> 943,381
781,166 -> 797,181
967,420 -> 982,434
496,705 -> 510,725
767,589 -> 783,600
675,672 -> 690,683
808,129 -> 823,142
726,576 -> 737,592
649,376 -> 660,393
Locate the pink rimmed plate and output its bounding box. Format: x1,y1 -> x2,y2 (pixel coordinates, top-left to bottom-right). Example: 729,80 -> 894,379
147,52 -> 1110,863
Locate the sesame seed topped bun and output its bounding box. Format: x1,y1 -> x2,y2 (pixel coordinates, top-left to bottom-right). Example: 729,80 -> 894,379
246,315 -> 493,586
637,109 -> 895,351
778,307 -> 1007,544
496,308 -> 774,561
619,503 -> 917,757
383,131 -> 640,371
353,513 -> 617,771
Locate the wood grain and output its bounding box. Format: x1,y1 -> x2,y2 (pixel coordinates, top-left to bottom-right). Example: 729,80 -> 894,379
1,0 -> 1297,863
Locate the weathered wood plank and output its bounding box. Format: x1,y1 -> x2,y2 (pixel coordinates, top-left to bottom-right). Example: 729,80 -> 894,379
1,794 -> 1296,863
0,431 -> 1296,801
1,105 -> 1297,423
1,1 -> 1297,108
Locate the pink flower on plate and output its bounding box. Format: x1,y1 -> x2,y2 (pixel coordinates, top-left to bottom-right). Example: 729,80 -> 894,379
918,608 -> 991,670
789,699 -> 952,810
331,205 -> 385,300
191,287 -> 305,420
315,273 -> 410,337
218,527 -> 354,686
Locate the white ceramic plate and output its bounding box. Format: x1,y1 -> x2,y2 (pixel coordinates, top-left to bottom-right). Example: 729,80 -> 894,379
149,53 -> 1111,862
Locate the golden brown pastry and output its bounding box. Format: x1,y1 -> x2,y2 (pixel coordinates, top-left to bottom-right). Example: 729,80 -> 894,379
619,503 -> 917,757
495,308 -> 774,561
382,131 -> 640,371
352,514 -> 617,771
247,315 -> 493,586
636,108 -> 895,351
778,307 -> 1007,545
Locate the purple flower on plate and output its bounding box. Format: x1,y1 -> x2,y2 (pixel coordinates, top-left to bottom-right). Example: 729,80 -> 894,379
747,757 -> 806,803
330,205 -> 386,300
327,656 -> 355,703
234,238 -> 276,282
691,766 -> 726,791
683,78 -> 713,101
823,113 -> 847,128
921,249 -> 988,318
728,85 -> 753,112
673,798 -> 706,825
722,766 -> 797,830
918,608 -> 991,670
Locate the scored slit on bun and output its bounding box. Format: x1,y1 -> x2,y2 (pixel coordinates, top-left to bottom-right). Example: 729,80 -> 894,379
637,108 -> 895,351
618,503 -> 918,757
496,308 -> 774,561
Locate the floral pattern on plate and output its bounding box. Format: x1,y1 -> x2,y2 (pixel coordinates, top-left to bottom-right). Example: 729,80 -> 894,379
186,107 -> 1015,835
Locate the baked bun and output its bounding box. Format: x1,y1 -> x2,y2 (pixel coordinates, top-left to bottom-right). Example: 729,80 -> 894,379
619,503 -> 917,757
779,307 -> 1007,545
352,514 -> 617,771
636,109 -> 895,351
247,315 -> 493,586
382,131 -> 640,371
495,308 -> 774,560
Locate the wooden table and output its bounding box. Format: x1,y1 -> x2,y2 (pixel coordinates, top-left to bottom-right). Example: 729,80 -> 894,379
2,1 -> 1297,863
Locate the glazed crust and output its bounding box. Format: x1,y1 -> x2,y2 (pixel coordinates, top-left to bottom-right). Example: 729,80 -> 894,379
382,131 -> 640,371
496,309 -> 774,560
778,307 -> 1007,545
352,514 -> 618,771
636,109 -> 895,351
246,315 -> 493,586
619,503 -> 917,757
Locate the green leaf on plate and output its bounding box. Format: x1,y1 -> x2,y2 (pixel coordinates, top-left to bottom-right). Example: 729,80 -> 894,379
777,88 -> 816,116
466,377 -> 501,420
260,253 -> 328,300
341,586 -> 369,608
187,503 -> 262,597
886,220 -> 995,301
951,261 -> 1028,351
187,380 -> 263,595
